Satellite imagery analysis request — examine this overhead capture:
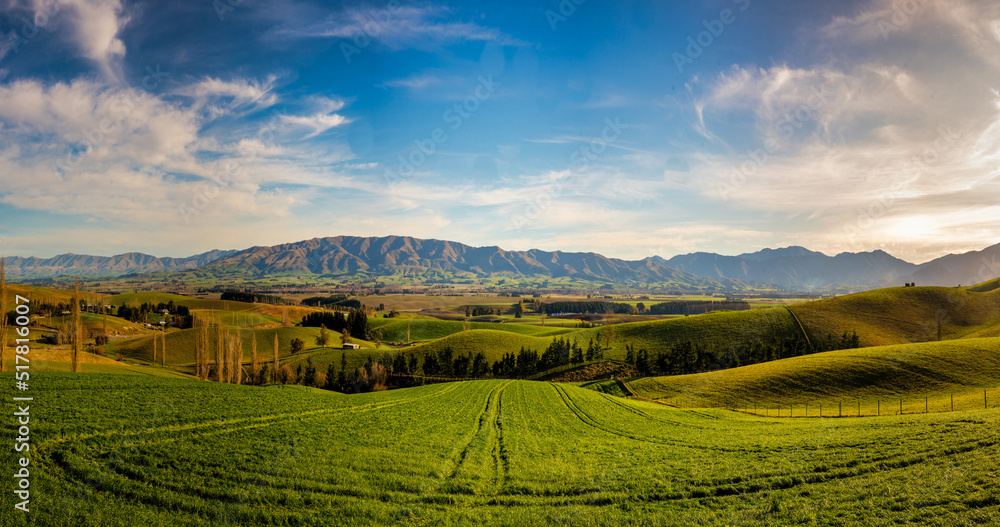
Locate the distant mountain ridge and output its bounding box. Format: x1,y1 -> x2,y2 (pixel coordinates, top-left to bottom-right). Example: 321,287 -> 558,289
200,235 -> 756,289
4,236 -> 998,291
3,250 -> 236,279
663,243 -> 1000,290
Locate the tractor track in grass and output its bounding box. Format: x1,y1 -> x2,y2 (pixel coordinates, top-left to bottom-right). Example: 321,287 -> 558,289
446,380 -> 513,494
549,383 -> 738,451
40,381 -> 465,453
38,381 -> 470,507
595,391 -> 709,429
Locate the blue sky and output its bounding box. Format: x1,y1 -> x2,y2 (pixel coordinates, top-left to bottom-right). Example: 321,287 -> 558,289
0,0 -> 998,263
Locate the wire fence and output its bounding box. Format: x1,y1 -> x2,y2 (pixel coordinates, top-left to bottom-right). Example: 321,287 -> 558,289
669,389 -> 999,418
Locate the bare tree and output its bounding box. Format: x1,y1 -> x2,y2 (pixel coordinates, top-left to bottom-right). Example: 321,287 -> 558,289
101,299 -> 108,341
72,279 -> 82,373
215,314 -> 224,382
250,332 -> 258,385
273,332 -> 279,381
0,258 -> 7,373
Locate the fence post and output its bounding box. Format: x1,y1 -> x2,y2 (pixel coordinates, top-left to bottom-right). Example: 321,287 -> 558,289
925,396 -> 928,413
900,398 -> 903,415
951,394 -> 954,412
839,401 -> 842,418
986,389 -> 988,410
820,403 -> 822,417
857,400 -> 860,417
878,399 -> 880,416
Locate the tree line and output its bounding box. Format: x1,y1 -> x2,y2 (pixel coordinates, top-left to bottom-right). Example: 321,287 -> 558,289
622,329 -> 862,376
646,300 -> 751,315
220,291 -> 285,305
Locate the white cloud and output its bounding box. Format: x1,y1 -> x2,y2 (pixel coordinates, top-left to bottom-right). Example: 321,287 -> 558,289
382,74 -> 442,90
30,0 -> 130,81
273,5 -> 525,50
179,76 -> 279,117
280,112 -> 350,139
680,0 -> 1000,261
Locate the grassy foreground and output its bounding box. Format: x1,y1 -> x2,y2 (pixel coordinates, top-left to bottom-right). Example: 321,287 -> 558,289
2,374 -> 998,526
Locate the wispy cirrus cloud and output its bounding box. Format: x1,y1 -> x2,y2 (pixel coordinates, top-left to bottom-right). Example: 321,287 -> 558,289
268,4 -> 526,49
178,76 -> 280,118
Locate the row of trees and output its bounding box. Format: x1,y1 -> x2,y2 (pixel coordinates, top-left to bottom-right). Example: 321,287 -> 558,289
465,305 -> 504,317
646,300 -> 751,315
220,291 -> 285,305
620,330 -> 862,376
536,301 -> 637,315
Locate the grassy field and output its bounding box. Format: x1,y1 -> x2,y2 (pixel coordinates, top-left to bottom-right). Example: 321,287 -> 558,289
3,373 -> 998,526
626,338 -> 1000,415
790,284 -> 1000,347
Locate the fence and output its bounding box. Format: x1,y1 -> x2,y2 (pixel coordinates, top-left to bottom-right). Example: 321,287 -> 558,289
719,389 -> 996,418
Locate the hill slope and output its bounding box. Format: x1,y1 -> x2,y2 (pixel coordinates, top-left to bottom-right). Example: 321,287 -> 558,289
627,338 -> 1000,413
16,374 -> 1000,526
789,283 -> 1000,347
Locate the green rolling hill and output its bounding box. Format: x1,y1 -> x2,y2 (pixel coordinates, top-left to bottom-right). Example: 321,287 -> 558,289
7,373 -> 999,526
625,338 -> 1000,414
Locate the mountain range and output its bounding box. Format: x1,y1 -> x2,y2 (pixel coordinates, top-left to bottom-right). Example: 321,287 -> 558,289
2,250 -> 236,279
4,236 -> 999,291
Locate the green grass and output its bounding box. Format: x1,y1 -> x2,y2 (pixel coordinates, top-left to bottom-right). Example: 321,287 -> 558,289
627,338 -> 1000,415
790,285 -> 1000,347
105,292 -> 258,311
102,326 -> 325,369
369,318 -> 572,343
4,373 -> 1000,525
34,313 -> 145,335
189,308 -> 280,327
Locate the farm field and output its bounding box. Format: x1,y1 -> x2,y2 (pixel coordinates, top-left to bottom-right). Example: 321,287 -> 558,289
2,374 -> 998,526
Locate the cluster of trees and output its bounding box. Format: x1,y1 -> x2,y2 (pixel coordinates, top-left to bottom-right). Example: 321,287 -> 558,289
116,301 -> 192,327
419,347 -> 490,378
300,294 -> 361,309
220,291 -> 285,305
465,305 -> 504,317
300,309 -> 370,340
619,329 -> 862,377
540,301 -> 636,315
646,300 -> 751,315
